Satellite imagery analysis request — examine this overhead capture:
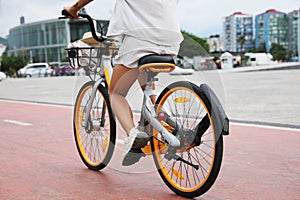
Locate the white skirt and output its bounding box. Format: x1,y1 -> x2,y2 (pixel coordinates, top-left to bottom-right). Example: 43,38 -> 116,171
112,35 -> 180,69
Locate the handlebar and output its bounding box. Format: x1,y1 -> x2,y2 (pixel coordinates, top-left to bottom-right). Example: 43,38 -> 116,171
60,10 -> 106,43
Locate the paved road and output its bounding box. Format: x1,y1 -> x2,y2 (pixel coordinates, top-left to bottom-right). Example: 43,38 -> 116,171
0,100 -> 299,199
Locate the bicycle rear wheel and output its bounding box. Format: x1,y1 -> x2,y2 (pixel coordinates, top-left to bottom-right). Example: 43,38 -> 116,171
74,81 -> 116,171
152,81 -> 223,198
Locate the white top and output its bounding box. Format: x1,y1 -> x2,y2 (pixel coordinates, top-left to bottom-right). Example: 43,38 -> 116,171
107,0 -> 183,47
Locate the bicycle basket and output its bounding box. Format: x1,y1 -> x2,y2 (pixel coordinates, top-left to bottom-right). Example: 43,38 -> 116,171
66,41 -> 118,76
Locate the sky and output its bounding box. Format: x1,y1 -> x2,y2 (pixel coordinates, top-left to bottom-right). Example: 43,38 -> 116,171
0,0 -> 299,38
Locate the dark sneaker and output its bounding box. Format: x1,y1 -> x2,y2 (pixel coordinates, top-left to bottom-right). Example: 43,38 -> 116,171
122,148 -> 145,166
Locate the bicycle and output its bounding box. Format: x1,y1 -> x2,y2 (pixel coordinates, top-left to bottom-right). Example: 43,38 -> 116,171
61,12 -> 229,198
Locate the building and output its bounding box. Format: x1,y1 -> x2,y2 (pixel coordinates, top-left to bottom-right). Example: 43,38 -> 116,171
287,9 -> 299,61
255,9 -> 288,53
0,37 -> 7,58
223,12 -> 254,53
0,44 -> 6,58
7,17 -> 109,63
223,8 -> 300,61
299,8 -> 300,61
207,34 -> 223,53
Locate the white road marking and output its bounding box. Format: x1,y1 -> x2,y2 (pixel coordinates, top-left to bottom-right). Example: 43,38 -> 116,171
231,122 -> 300,132
3,120 -> 33,126
0,99 -> 72,109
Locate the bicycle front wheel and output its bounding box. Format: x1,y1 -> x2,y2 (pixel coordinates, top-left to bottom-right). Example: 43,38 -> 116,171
152,81 -> 223,198
73,81 -> 116,171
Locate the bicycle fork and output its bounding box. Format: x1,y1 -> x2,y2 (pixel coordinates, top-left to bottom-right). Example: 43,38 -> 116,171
82,56 -> 113,132
82,78 -> 105,131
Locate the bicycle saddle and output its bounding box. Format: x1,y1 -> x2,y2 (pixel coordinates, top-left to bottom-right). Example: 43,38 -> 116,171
138,54 -> 175,73
139,54 -> 175,65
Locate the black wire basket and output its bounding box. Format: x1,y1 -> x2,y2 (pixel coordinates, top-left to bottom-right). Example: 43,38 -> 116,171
66,41 -> 118,76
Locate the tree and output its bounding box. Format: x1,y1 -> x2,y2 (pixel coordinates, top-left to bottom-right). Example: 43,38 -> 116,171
248,44 -> 267,53
236,36 -> 246,52
0,49 -> 26,77
270,43 -> 287,62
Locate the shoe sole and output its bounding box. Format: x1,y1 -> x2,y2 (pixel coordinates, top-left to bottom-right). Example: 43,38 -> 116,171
122,149 -> 145,166
132,137 -> 150,149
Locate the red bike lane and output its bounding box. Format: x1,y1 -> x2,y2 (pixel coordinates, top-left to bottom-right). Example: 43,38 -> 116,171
0,100 -> 299,200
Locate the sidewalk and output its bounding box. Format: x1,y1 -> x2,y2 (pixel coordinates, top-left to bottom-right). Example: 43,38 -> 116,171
221,62 -> 300,73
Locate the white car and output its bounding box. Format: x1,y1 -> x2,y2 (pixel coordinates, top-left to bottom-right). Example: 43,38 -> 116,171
0,71 -> 6,81
18,63 -> 53,78
170,66 -> 194,75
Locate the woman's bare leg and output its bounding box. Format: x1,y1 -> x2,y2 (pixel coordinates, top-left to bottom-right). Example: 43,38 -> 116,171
109,64 -> 139,135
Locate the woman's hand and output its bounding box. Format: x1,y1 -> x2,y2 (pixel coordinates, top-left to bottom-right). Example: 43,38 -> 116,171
63,0 -> 93,19
63,6 -> 79,19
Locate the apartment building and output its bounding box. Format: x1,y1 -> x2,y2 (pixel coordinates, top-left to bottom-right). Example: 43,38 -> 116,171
222,8 -> 299,61
299,8 -> 300,61
287,9 -> 299,60
223,12 -> 254,52
255,9 -> 288,53
207,34 -> 223,53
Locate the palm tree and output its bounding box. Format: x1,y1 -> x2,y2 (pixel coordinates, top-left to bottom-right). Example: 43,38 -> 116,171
236,36 -> 246,53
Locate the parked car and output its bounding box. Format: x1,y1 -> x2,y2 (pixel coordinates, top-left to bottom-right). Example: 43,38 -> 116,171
50,62 -> 75,76
18,63 -> 53,78
0,71 -> 6,81
63,64 -> 76,76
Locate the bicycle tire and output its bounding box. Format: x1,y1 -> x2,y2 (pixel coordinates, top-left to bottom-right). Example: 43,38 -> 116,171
73,81 -> 116,171
151,81 -> 223,198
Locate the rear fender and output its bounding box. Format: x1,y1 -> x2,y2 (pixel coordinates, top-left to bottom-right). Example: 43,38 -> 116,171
200,84 -> 229,137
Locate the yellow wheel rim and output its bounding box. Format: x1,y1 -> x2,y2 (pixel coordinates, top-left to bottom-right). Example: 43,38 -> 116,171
74,85 -> 111,167
153,86 -> 216,193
